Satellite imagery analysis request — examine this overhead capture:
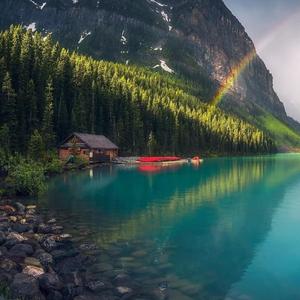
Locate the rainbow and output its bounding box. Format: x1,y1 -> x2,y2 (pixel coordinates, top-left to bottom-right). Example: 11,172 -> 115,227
210,49 -> 257,106
210,8 -> 300,106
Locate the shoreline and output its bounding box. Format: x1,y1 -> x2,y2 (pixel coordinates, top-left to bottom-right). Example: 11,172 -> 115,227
0,199 -> 149,300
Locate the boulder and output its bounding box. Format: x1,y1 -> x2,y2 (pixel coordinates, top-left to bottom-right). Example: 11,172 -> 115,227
0,205 -> 16,214
0,231 -> 5,245
23,265 -> 45,278
9,243 -> 34,256
7,232 -> 27,242
0,257 -> 18,272
12,223 -> 31,233
10,273 -> 45,300
41,236 -> 57,252
46,290 -> 63,300
24,257 -> 43,268
39,272 -> 62,291
15,202 -> 26,213
34,249 -> 53,267
116,286 -> 132,295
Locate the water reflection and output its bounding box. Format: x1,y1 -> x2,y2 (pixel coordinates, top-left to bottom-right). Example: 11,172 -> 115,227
40,154 -> 300,299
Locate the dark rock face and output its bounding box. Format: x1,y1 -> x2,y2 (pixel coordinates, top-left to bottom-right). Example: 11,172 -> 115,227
0,0 -> 296,128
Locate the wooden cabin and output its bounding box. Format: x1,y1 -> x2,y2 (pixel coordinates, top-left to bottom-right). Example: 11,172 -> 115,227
59,133 -> 118,163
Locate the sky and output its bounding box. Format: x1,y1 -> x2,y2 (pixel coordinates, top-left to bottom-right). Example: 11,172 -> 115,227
223,0 -> 300,121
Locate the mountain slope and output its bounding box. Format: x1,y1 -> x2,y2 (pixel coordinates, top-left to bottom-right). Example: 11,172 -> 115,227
0,26 -> 275,155
0,0 -> 300,148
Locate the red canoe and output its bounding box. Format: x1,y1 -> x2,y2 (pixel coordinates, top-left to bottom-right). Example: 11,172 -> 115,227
138,156 -> 181,163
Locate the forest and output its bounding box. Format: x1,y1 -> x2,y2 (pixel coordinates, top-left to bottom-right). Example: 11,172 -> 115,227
0,26 -> 276,158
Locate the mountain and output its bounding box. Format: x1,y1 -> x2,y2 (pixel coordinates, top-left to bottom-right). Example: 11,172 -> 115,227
0,0 -> 300,148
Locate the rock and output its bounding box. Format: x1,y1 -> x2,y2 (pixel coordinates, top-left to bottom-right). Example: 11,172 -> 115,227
51,225 -> 64,234
79,243 -> 98,251
7,232 -> 27,242
23,265 -> 45,278
10,273 -> 45,300
9,216 -> 18,222
24,257 -> 42,268
116,286 -> 132,295
16,202 -> 26,213
94,262 -> 113,272
39,273 -> 62,291
0,205 -> 16,213
26,205 -> 37,210
55,256 -> 85,275
86,280 -> 107,292
38,224 -> 54,234
0,216 -> 8,222
36,251 -> 53,267
9,243 -> 34,256
61,284 -> 85,298
0,231 -> 5,245
51,249 -> 78,261
73,294 -> 102,300
113,273 -> 132,286
42,236 -> 57,252
46,290 -> 63,300
47,218 -> 56,224
12,223 -> 31,233
0,258 -> 18,272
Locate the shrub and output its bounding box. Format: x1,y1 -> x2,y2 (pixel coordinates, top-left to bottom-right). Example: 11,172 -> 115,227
45,157 -> 64,174
73,155 -> 89,168
6,159 -> 46,196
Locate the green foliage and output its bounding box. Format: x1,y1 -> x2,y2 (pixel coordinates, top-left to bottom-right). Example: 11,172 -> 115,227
0,26 -> 276,156
73,155 -> 89,168
44,154 -> 64,174
27,130 -> 45,160
6,159 -> 46,196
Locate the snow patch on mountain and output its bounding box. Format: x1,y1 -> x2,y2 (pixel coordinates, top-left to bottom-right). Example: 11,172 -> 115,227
148,0 -> 167,7
121,30 -> 127,45
153,60 -> 174,73
28,0 -> 47,10
25,22 -> 37,32
78,31 -> 91,44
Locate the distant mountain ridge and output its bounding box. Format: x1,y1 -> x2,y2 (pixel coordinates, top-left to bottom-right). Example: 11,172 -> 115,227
1,0 -> 300,146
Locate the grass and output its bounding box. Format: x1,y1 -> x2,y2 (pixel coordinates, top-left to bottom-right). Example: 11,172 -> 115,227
257,113 -> 300,149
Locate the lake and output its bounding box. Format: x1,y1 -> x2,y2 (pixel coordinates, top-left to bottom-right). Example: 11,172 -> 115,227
39,154 -> 300,300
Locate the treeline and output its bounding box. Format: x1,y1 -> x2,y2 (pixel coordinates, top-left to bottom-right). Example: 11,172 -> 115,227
0,26 -> 276,156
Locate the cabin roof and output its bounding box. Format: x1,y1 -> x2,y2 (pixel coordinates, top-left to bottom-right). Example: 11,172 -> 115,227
61,132 -> 118,150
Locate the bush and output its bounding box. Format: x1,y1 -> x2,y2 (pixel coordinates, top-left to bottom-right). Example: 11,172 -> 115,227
45,157 -> 63,174
6,159 -> 46,196
73,155 -> 89,168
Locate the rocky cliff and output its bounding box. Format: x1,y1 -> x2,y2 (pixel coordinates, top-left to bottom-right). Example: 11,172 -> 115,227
0,0 -> 298,130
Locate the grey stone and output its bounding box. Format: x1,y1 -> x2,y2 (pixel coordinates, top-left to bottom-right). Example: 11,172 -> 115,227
10,273 -> 45,300
39,273 -> 62,291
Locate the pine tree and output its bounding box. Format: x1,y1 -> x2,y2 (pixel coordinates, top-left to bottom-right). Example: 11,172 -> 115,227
1,72 -> 17,151
42,78 -> 55,149
27,129 -> 45,160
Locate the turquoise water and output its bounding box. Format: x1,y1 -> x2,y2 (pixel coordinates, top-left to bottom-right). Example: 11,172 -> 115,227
40,154 -> 300,300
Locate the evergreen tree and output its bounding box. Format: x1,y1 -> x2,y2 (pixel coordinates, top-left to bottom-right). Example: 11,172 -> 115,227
42,78 -> 55,149
27,129 -> 45,160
